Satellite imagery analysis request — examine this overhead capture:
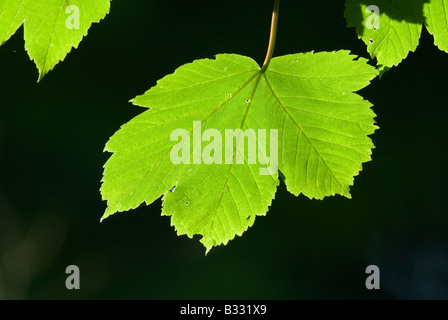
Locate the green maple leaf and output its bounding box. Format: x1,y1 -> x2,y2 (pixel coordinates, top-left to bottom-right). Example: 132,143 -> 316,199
345,0 -> 448,72
0,0 -> 110,80
101,51 -> 378,253
425,0 -> 448,51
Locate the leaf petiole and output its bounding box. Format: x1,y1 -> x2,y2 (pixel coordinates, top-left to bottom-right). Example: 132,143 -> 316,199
261,0 -> 281,73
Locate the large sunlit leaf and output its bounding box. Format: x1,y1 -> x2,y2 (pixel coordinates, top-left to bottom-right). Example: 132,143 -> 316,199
101,51 -> 378,253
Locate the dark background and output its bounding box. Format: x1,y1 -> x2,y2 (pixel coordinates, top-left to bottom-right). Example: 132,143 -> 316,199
0,0 -> 447,299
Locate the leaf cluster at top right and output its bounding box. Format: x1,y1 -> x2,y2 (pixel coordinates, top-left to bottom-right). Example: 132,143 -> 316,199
345,0 -> 448,72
